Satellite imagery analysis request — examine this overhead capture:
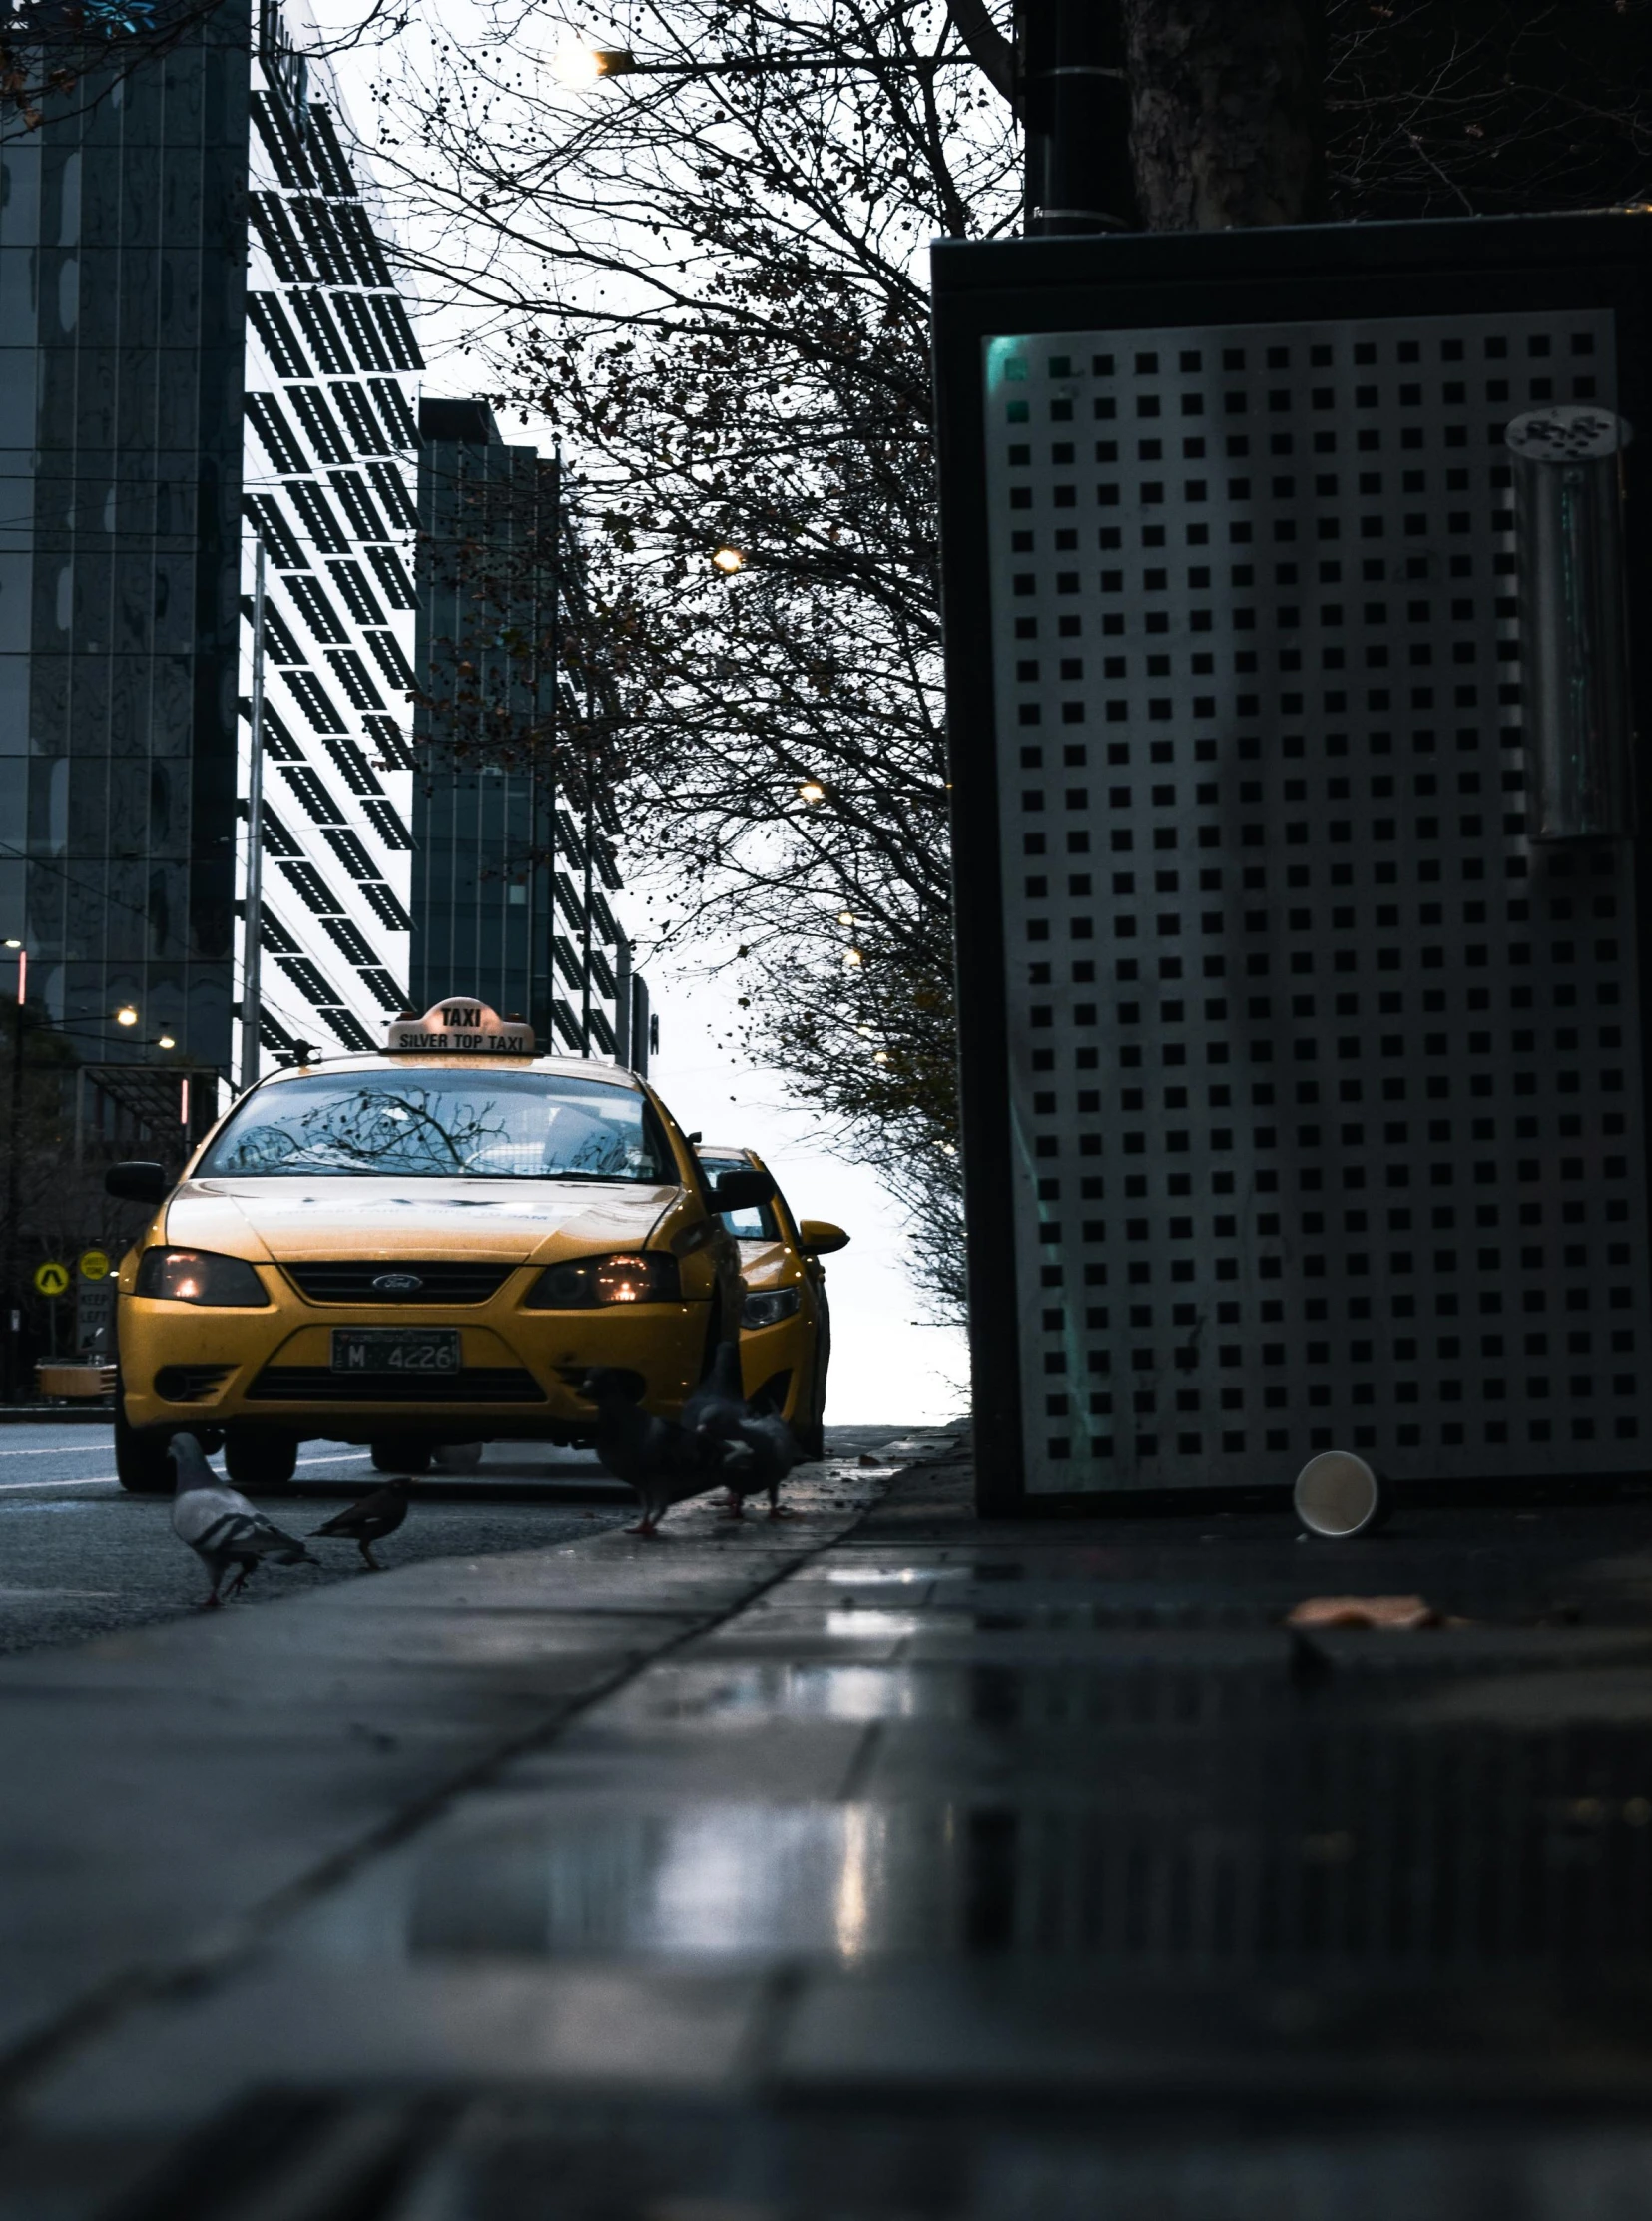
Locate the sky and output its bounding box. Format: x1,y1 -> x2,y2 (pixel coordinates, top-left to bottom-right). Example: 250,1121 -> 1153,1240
316,16 -> 970,1428
645,951 -> 967,1427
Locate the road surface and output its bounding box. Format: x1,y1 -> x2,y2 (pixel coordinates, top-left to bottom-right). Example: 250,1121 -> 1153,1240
0,1422 -> 912,1655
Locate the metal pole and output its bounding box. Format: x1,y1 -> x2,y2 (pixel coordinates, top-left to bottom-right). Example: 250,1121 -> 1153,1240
580,720 -> 595,1056
3,946 -> 24,1401
1018,0 -> 1136,235
613,934 -> 632,1068
240,538 -> 267,1093
544,450 -> 561,1049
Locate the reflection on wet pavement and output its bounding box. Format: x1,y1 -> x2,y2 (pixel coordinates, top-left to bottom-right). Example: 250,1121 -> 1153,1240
271,1487 -> 1652,1983
27,1456 -> 1652,2212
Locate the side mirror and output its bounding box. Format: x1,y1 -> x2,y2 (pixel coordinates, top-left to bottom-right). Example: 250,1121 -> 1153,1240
105,1161 -> 170,1206
710,1168 -> 774,1212
798,1219 -> 849,1256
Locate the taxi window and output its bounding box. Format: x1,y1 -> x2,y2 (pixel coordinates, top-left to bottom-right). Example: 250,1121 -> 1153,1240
700,1154 -> 781,1240
199,1070 -> 675,1182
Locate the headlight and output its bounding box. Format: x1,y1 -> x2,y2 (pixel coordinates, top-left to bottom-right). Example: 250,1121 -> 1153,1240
523,1252 -> 682,1308
742,1286 -> 801,1329
134,1248 -> 270,1307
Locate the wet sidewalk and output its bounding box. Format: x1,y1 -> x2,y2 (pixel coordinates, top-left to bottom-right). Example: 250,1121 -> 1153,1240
13,1452 -> 1652,2214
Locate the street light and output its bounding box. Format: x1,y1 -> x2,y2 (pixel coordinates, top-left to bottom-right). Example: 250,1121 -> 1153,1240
157,1033 -> 176,1050
552,44 -> 636,84
557,43 -> 976,83
114,1005 -> 138,1028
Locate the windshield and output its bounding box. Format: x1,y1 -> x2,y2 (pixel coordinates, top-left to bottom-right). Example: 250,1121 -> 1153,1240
198,1069 -> 676,1183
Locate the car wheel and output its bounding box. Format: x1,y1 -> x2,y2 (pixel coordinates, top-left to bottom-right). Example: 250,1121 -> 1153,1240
371,1437 -> 432,1475
224,1432 -> 298,1492
697,1298 -> 725,1382
798,1321 -> 829,1461
796,1364 -> 826,1460
114,1380 -> 172,1495
431,1441 -> 483,1471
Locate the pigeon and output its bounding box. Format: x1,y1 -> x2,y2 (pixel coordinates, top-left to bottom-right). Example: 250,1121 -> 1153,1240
169,1432 -> 318,1607
309,1476 -> 412,1570
681,1352 -> 805,1522
680,1338 -> 746,1439
716,1408 -> 805,1521
576,1367 -> 722,1538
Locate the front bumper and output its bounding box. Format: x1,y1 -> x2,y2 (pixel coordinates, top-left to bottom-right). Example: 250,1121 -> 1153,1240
119,1280 -> 714,1440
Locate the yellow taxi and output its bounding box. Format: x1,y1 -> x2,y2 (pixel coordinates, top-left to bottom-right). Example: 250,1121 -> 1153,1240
700,1144 -> 847,1460
104,999 -> 807,1494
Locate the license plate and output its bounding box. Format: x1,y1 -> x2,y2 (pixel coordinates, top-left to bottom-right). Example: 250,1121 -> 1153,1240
331,1329 -> 461,1377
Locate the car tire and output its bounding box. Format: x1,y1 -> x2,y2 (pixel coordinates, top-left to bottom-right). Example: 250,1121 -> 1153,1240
370,1437 -> 432,1475
697,1299 -> 725,1383
224,1432 -> 298,1493
114,1381 -> 173,1495
431,1441 -> 483,1471
796,1364 -> 826,1460
798,1322 -> 829,1461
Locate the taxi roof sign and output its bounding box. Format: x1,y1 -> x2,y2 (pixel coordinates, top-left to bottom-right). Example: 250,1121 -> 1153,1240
384,999 -> 536,1056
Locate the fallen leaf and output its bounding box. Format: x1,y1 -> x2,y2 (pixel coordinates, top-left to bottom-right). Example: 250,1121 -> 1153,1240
1286,1594 -> 1439,1632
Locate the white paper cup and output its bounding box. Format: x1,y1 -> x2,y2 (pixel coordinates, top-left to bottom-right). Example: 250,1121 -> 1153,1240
1294,1449 -> 1385,1539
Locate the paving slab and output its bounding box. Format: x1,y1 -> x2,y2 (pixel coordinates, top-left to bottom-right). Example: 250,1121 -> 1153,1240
0,1453 -> 898,2090
16,1440 -> 1652,2214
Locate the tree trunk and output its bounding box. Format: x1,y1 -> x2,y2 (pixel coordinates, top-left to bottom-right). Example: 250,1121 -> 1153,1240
1123,0 -> 1325,230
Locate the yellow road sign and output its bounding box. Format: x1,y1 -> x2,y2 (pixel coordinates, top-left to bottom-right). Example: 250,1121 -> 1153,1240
78,1248 -> 111,1282
33,1261 -> 69,1299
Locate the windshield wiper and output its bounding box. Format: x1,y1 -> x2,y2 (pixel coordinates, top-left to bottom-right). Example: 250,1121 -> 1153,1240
506,1170 -> 647,1184
209,1165 -> 658,1183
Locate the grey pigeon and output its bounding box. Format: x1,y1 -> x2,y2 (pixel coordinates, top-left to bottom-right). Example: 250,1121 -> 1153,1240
683,1356 -> 805,1521
680,1339 -> 746,1439
716,1408 -> 804,1521
309,1476 -> 412,1570
577,1367 -> 722,1538
170,1432 -> 318,1607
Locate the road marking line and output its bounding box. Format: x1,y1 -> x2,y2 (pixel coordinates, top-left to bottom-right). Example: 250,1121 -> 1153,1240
0,1442 -> 118,1456
0,1584 -> 118,1598
0,1478 -> 117,1492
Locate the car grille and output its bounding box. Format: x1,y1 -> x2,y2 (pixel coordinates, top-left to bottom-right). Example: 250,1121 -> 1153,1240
247,1366 -> 546,1404
279,1262 -> 517,1305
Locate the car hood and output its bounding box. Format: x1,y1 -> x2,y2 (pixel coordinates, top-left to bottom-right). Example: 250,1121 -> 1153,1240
163,1176 -> 678,1262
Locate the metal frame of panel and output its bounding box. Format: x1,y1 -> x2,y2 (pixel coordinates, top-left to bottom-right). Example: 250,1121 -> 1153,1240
932,215 -> 1652,1510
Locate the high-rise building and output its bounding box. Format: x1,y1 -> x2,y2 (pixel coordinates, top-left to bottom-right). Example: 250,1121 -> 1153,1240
412,399 -> 645,1066
238,1 -> 420,1068
2,1 -> 639,1111
0,3 -> 252,1110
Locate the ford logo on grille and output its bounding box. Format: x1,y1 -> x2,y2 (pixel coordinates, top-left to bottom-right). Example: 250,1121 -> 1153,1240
372,1272 -> 424,1294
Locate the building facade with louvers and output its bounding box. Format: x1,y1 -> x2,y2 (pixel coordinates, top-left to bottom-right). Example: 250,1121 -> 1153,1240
238,6 -> 419,1067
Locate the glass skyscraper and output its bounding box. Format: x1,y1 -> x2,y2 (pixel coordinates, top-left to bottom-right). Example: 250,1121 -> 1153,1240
412,400 -> 642,1065
1,2 -> 641,1108
0,2 -> 252,1100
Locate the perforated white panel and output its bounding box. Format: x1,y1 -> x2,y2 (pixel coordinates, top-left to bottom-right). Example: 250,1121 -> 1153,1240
983,309 -> 1650,1494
